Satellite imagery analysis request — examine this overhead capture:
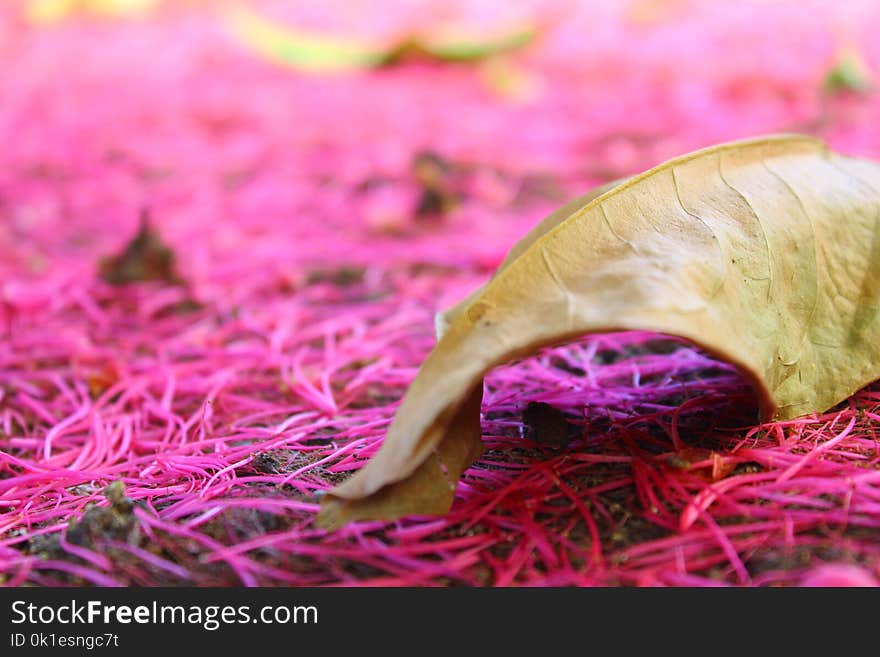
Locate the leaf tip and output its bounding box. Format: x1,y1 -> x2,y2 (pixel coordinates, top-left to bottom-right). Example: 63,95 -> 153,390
98,209 -> 183,286
314,497 -> 348,531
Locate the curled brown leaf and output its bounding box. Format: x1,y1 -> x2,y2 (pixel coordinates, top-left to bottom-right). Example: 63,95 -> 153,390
318,134 -> 880,528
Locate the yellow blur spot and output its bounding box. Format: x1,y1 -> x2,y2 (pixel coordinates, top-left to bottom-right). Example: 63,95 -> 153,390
823,46 -> 873,94
223,5 -> 386,73
625,0 -> 686,26
479,57 -> 542,103
27,0 -> 161,23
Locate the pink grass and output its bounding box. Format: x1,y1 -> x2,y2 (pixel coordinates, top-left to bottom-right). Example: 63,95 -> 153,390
2,0 -> 880,586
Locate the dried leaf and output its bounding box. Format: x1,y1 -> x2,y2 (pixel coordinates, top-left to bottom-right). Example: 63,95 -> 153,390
413,151 -> 458,219
99,211 -> 181,285
318,134 -> 880,528
225,5 -> 534,73
378,27 -> 534,67
435,176 -> 626,336
522,401 -> 575,449
224,6 -> 387,73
